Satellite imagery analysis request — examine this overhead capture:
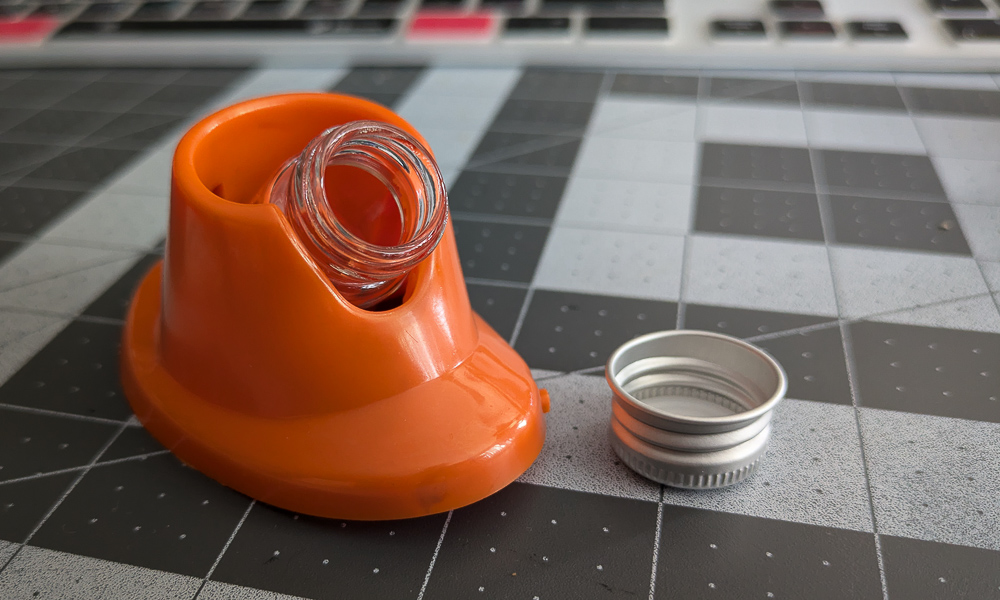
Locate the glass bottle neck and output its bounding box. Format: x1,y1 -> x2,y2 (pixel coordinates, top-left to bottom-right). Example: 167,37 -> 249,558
269,120 -> 448,310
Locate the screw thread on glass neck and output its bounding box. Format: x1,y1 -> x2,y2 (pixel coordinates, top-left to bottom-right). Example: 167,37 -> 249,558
269,120 -> 448,309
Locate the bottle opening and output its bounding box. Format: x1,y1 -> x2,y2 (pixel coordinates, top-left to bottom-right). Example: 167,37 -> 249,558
268,120 -> 449,311
322,164 -> 404,248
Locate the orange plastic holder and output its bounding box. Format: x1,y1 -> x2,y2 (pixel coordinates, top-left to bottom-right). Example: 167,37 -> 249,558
121,93 -> 548,521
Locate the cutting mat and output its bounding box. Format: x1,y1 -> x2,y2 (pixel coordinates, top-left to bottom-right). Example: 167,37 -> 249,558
0,64 -> 997,599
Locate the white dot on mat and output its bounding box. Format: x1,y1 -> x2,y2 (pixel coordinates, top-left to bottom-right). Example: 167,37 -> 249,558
709,544 -> 717,549
501,512 -> 507,517
534,596 -> 540,600
767,593 -> 775,598
323,559 -> 329,565
115,486 -> 123,492
478,587 -> 485,592
389,531 -> 395,536
708,583 -> 716,589
822,560 -> 830,566
548,347 -> 556,353
89,518 -> 97,524
490,547 -> 496,553
939,577 -> 946,583
373,568 -> 379,574
202,500 -> 209,505
341,522 -> 347,528
551,520 -> 557,525
542,556 -> 549,562
58,443 -> 68,450
157,492 -> 165,499
293,515 -> 299,520
273,550 -> 280,556
602,527 -> 609,532
765,552 -> 773,558
943,391 -> 953,397
133,526 -> 141,532
597,565 -> 603,571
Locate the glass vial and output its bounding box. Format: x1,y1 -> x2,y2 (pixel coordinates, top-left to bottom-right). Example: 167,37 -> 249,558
268,120 -> 449,309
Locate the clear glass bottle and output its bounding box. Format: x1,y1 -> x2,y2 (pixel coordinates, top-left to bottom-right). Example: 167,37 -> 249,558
268,120 -> 449,310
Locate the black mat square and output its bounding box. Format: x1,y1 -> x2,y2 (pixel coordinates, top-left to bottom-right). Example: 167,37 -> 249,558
514,290 -> 676,372
0,239 -> 20,261
491,98 -> 595,134
466,283 -> 528,341
470,131 -> 582,173
694,185 -> 824,242
881,535 -> 1000,599
0,185 -> 84,236
453,218 -> 550,283
902,86 -> 1000,119
134,83 -> 230,114
611,73 -> 699,97
0,78 -> 90,109
449,170 -> 567,219
0,107 -> 36,133
700,143 -> 814,187
849,321 -> 1000,422
32,453 -> 250,577
87,112 -> 185,148
330,65 -> 426,108
0,472 -> 76,543
212,503 -> 446,600
6,109 -> 114,138
683,304 -> 849,404
684,303 -> 833,339
655,505 -> 882,599
23,145 -> 139,185
828,195 -> 970,255
0,409 -> 117,482
756,327 -> 853,405
101,426 -> 167,461
423,482 -> 658,600
802,82 -> 906,111
509,69 -> 604,103
0,142 -> 58,177
705,77 -> 800,104
83,254 -> 161,320
820,149 -> 946,198
0,320 -> 132,421
52,80 -> 163,112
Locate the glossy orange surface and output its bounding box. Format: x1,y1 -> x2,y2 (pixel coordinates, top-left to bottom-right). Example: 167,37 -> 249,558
120,93 -> 547,520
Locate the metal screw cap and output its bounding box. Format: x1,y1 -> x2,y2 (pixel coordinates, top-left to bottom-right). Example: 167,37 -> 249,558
606,330 -> 787,489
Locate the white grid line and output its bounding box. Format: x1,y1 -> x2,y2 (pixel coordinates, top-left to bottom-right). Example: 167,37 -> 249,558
415,510 -> 453,600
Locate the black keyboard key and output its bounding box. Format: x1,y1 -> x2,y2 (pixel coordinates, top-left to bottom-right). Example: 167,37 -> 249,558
76,2 -> 136,21
780,20 -> 835,36
712,19 -> 766,36
298,0 -> 347,18
506,16 -> 570,32
357,0 -> 405,16
58,18 -> 398,35
321,18 -> 397,33
770,0 -> 824,17
481,0 -> 527,11
128,1 -> 187,21
543,0 -> 663,14
847,21 -> 906,38
241,0 -> 290,19
586,16 -> 666,32
33,3 -> 82,18
184,1 -> 242,20
944,19 -> 1000,39
929,0 -> 987,11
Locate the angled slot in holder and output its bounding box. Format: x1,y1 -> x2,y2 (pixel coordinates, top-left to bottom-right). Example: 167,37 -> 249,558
121,93 -> 548,520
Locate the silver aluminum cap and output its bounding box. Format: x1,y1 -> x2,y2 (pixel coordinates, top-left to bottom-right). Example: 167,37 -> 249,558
606,330 -> 787,489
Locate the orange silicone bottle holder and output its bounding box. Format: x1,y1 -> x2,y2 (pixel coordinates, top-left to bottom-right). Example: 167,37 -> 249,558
120,93 -> 547,520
